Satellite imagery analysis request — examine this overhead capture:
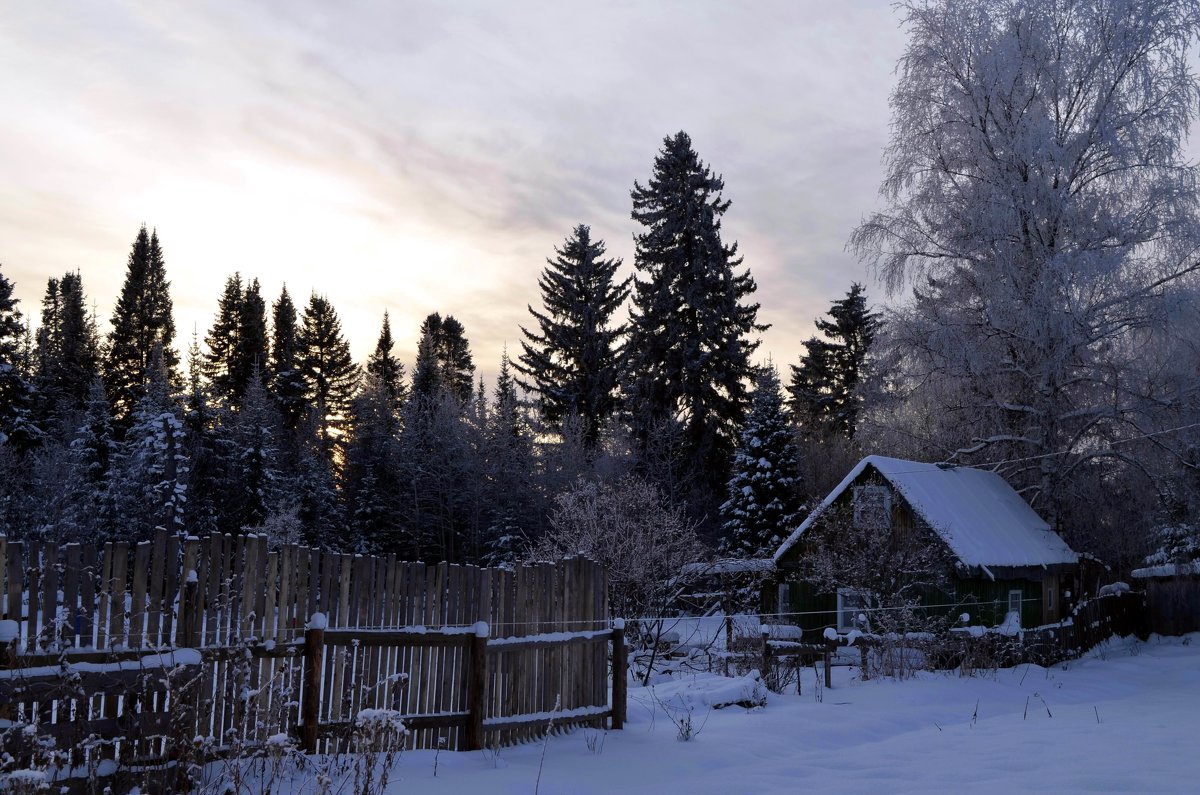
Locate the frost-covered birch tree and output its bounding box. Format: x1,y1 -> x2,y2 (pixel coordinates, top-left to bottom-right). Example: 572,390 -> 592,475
852,0 -> 1200,543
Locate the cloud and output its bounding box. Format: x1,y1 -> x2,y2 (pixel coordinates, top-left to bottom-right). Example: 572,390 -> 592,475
0,0 -> 907,381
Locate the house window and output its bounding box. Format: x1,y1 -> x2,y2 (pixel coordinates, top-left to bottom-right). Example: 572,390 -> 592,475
837,588 -> 871,631
853,484 -> 892,528
777,582 -> 792,616
1008,590 -> 1023,620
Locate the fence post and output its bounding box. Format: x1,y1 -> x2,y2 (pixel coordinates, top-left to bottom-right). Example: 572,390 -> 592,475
467,621 -> 489,751
823,643 -> 833,689
761,628 -> 772,690
0,626 -> 14,722
301,615 -> 326,754
611,619 -> 627,730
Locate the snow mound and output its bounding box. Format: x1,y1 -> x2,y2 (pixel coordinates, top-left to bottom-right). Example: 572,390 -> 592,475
639,671 -> 770,711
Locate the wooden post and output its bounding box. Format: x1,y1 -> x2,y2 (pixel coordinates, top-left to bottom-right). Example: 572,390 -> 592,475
611,619 -> 627,730
761,628 -> 773,691
302,618 -> 325,754
466,621 -> 489,750
824,643 -> 833,689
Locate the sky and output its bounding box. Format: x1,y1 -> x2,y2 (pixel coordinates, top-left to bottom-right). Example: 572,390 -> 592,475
0,1 -> 907,381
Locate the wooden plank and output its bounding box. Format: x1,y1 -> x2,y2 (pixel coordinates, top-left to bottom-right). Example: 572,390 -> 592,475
79,543 -> 97,648
5,541 -> 23,629
107,543 -> 128,648
147,530 -> 167,646
276,543 -> 294,642
160,532 -> 181,645
41,541 -> 60,650
130,541 -> 151,648
61,544 -> 81,648
0,536 -> 6,621
178,536 -> 200,647
263,551 -> 279,642
26,544 -> 41,651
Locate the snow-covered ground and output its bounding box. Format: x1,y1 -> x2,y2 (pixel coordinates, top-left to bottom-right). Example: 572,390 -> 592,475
368,634 -> 1200,794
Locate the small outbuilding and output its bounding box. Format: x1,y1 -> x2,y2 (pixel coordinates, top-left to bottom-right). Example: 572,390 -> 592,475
773,456 -> 1081,634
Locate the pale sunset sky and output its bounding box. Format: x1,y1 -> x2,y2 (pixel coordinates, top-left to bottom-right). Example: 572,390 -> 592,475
1,1 -> 908,379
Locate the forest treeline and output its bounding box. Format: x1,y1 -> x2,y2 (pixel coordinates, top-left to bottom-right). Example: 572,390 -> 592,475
4,50 -> 1200,578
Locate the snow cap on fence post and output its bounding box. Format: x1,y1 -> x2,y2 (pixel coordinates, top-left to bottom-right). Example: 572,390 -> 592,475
474,621 -> 490,638
612,618 -> 625,631
306,612 -> 328,631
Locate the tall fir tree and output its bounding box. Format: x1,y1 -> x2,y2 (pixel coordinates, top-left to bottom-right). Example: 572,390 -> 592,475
298,294 -> 359,449
366,311 -> 407,416
270,286 -> 306,430
236,278 -> 269,399
343,374 -> 404,553
110,344 -> 188,539
106,226 -> 179,428
719,365 -> 803,558
788,283 -> 879,439
482,352 -> 539,565
182,335 -> 230,536
0,263 -> 42,450
34,272 -> 100,425
203,273 -> 244,404
229,367 -> 281,530
64,378 -> 119,539
515,224 -> 628,448
411,313 -> 474,403
625,131 -> 765,501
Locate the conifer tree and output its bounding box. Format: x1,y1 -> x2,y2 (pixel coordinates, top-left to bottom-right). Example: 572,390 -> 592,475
34,272 -> 100,423
343,375 -> 404,552
411,313 -> 474,403
366,311 -> 407,416
481,352 -> 539,563
203,274 -> 244,404
182,336 -> 229,536
625,131 -> 765,498
270,286 -> 306,429
64,378 -> 118,538
789,283 -> 879,439
106,226 -> 179,427
229,368 -> 281,530
236,278 -> 269,398
0,263 -> 42,450
110,344 -> 188,539
516,224 -> 628,448
298,294 -> 359,449
719,365 -> 802,558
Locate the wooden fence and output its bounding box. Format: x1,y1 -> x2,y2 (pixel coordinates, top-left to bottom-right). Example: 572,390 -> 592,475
0,531 -> 622,780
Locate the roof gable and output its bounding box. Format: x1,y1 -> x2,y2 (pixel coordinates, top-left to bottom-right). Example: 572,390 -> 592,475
775,455 -> 1078,569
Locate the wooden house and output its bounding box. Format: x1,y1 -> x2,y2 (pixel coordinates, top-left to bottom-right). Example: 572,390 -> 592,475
772,456 -> 1081,634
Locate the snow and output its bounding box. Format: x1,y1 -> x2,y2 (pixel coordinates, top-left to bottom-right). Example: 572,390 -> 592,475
1098,582 -> 1131,596
201,632 -> 1200,793
1131,562 -> 1199,578
306,612 -> 328,630
776,455 -> 1078,569
681,558 -> 775,576
0,619 -> 18,643
489,628 -> 610,646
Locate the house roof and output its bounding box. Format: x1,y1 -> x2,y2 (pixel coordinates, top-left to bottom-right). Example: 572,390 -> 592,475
774,455 -> 1078,570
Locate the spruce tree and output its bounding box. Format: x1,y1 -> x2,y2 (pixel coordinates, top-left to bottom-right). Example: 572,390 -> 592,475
236,278 -> 269,399
34,272 -> 100,423
788,283 -> 879,439
481,352 -> 538,563
411,313 -> 474,403
203,273 -> 244,404
65,378 -> 119,538
366,311 -> 407,416
626,131 -> 765,499
106,226 -> 179,428
343,375 -> 403,552
298,294 -> 359,449
182,336 -> 229,536
229,368 -> 281,530
270,286 -> 306,430
719,365 -> 802,558
110,344 -> 188,539
0,263 -> 42,450
515,224 -> 628,448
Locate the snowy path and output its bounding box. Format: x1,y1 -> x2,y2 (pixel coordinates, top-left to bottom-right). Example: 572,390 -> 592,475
274,634 -> 1200,793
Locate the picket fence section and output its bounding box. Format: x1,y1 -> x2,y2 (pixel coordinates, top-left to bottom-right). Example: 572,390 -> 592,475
0,531 -> 617,766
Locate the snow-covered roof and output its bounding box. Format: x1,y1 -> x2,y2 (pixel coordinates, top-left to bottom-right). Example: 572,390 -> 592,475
775,455 -> 1078,570
681,558 -> 775,577
1131,562 -> 1199,579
